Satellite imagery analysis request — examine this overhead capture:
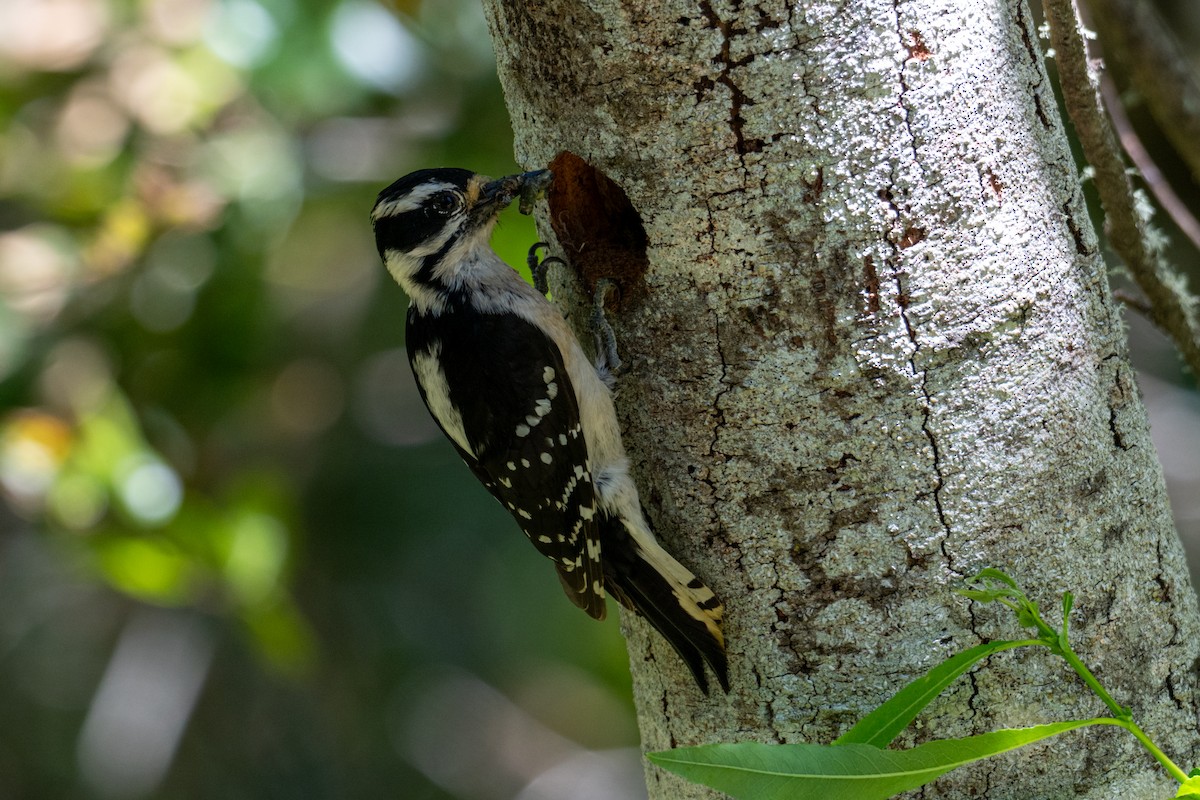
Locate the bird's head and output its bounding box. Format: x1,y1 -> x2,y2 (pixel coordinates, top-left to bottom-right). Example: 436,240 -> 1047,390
371,167 -> 550,298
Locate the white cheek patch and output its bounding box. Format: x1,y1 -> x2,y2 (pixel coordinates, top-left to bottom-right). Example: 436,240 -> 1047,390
382,250 -> 421,284
411,342 -> 473,457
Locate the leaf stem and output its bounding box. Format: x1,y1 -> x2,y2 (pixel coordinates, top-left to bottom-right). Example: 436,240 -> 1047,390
1060,650 -> 1187,781
1110,718 -> 1190,784
1057,645 -> 1125,719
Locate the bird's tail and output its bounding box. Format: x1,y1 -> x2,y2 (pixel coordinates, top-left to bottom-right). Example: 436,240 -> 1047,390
604,526 -> 728,694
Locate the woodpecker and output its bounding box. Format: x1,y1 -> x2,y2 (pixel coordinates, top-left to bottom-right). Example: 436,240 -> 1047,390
371,167 -> 728,693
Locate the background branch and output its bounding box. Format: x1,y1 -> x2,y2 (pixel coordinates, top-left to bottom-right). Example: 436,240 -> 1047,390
1044,0 -> 1200,377
1099,75 -> 1200,253
1085,0 -> 1200,188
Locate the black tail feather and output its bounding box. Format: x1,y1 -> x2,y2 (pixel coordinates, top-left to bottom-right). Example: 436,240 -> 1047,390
606,547 -> 730,694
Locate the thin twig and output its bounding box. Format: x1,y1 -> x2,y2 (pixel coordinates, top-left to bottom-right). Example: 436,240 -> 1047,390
1043,0 -> 1200,377
1113,290 -> 1152,317
1099,76 -> 1200,253
1084,0 -> 1200,189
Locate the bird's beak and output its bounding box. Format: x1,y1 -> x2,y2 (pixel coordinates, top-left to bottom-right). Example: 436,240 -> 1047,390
476,170 -> 552,222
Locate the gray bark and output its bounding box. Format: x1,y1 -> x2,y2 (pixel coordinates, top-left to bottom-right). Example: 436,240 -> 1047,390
481,1 -> 1200,797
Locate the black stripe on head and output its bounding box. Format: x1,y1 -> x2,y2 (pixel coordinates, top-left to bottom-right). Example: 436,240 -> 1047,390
372,209 -> 441,259
411,230 -> 461,292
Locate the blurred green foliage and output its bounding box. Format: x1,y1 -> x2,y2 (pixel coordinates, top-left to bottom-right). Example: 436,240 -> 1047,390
0,1 -> 639,798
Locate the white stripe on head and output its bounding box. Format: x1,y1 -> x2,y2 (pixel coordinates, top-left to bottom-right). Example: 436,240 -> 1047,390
371,181 -> 461,221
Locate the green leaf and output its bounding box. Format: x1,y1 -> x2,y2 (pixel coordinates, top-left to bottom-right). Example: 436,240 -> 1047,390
1176,775 -> 1200,797
956,569 -> 1025,604
834,640 -> 1036,747
974,567 -> 1021,590
648,719 -> 1114,800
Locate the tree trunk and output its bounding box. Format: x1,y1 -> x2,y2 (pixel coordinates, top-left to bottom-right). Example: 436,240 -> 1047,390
481,1 -> 1200,797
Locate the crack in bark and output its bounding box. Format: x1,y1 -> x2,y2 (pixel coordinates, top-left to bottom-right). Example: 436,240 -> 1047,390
1107,405 -> 1129,451
697,0 -> 764,158
1062,201 -> 1091,256
965,603 -> 986,719
696,307 -> 732,552
886,1 -> 953,567
892,0 -> 923,167
656,687 -> 681,749
1014,0 -> 1053,129
1154,540 -> 1182,649
701,197 -> 718,253
1107,362 -> 1133,451
707,309 -> 732,461
894,269 -> 953,548
760,678 -> 785,743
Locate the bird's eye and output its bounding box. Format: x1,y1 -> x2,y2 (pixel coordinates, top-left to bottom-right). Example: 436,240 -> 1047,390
429,191 -> 459,215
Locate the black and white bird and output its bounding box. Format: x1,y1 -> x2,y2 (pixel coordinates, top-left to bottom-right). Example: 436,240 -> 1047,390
371,167 -> 728,692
